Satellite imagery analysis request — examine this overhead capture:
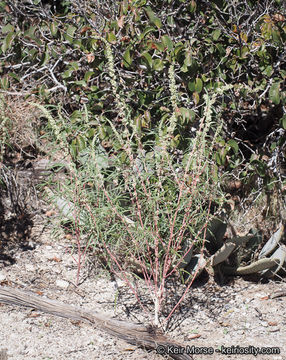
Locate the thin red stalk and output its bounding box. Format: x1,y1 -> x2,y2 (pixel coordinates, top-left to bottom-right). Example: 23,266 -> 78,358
148,131 -> 210,316
130,185 -> 156,274
153,207 -> 164,248
100,187 -> 141,248
103,178 -> 157,288
173,160 -> 209,250
85,201 -> 148,313
164,201 -> 211,323
159,158 -> 211,285
68,172 -> 89,286
161,180 -> 187,281
182,118 -> 206,183
128,170 -> 162,283
84,180 -> 159,313
172,182 -> 199,249
132,182 -> 145,229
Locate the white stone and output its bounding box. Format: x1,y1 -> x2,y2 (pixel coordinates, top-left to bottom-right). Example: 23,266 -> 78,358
25,264 -> 36,272
0,272 -> 6,282
55,279 -> 69,289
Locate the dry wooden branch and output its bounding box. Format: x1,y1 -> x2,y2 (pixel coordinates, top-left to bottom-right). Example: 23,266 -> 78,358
0,286 -> 193,360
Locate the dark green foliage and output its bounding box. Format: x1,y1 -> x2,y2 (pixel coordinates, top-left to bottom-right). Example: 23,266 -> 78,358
1,0 -> 285,187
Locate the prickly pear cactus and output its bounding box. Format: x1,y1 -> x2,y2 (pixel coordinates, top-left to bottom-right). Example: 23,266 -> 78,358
180,218 -> 285,281
209,222 -> 286,279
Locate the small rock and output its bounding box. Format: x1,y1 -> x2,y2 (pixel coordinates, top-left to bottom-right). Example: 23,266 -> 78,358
0,272 -> 6,282
268,321 -> 278,326
55,279 -> 69,289
115,278 -> 125,287
236,330 -> 245,335
26,264 -> 36,272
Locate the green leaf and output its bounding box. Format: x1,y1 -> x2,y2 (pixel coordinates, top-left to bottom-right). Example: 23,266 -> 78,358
193,91 -> 200,105
174,42 -> 184,57
184,49 -> 192,66
212,29 -> 221,41
70,142 -> 77,158
73,80 -> 87,86
280,115 -> 286,129
62,69 -> 73,79
145,6 -> 162,29
84,70 -> 94,82
94,144 -> 110,169
134,0 -> 146,6
167,15 -> 175,27
2,24 -> 14,34
227,139 -> 239,154
39,46 -> 50,66
123,47 -> 132,68
171,133 -> 181,147
188,81 -> 195,92
70,110 -> 82,122
189,0 -> 197,12
70,62 -> 80,71
65,25 -> 76,44
76,135 -> 86,153
134,115 -> 142,132
161,35 -> 173,51
269,82 -> 281,105
142,52 -> 152,69
262,65 -> 273,77
73,39 -> 82,48
90,38 -> 99,50
202,74 -> 208,82
107,31 -> 116,44
97,125 -> 106,140
252,159 -> 267,177
0,76 -> 9,90
271,29 -> 282,44
8,72 -> 20,82
195,78 -> 203,93
1,31 -> 15,53
139,26 -> 155,40
179,107 -> 195,124
62,62 -> 79,79
216,43 -> 225,56
215,152 -> 223,166
153,41 -> 165,52
50,22 -> 58,37
181,64 -> 188,73
153,59 -> 164,71
87,128 -> 96,138
24,26 -> 36,39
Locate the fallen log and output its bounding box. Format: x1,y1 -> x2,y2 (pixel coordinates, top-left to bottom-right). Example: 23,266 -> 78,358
0,286 -> 193,360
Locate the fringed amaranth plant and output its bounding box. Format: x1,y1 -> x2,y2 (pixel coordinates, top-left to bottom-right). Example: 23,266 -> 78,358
0,95 -> 9,162
36,40 -> 232,327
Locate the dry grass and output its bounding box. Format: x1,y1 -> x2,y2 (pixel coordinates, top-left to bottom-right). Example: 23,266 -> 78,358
1,95 -> 42,153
